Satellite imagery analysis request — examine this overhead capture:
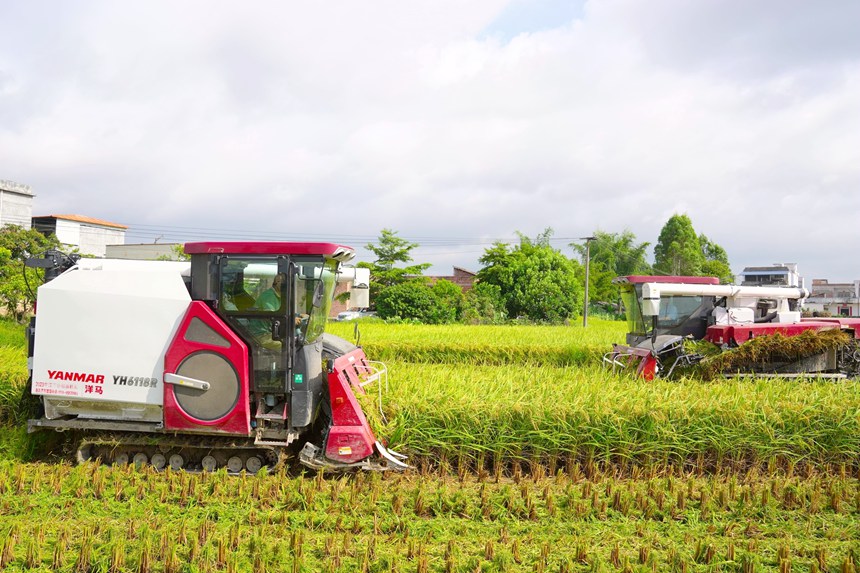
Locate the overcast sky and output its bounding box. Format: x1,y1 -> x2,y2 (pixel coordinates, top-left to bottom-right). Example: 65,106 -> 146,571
2,0 -> 859,281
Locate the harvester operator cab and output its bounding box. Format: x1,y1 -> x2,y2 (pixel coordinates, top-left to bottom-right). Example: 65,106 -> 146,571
185,242 -> 349,430
615,276 -> 719,349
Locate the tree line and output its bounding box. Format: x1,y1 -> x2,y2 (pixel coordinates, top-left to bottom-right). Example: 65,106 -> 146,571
361,213 -> 732,324
0,212 -> 731,325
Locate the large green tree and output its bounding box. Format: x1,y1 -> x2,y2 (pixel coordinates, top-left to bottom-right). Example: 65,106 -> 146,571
0,224 -> 61,322
477,229 -> 582,323
654,214 -> 705,276
654,215 -> 733,282
360,229 -> 431,301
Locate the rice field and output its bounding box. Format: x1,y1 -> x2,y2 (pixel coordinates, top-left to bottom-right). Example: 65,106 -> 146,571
384,363 -> 860,472
0,461 -> 858,572
327,320 -> 860,472
326,322 -> 624,366
1,318 -> 859,571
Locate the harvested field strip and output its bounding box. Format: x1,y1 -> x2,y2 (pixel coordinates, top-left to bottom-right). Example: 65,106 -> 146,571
382,363 -> 860,469
0,462 -> 858,572
327,321 -> 627,365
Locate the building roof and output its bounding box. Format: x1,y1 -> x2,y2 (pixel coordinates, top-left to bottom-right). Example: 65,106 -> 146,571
33,214 -> 128,229
741,266 -> 792,273
0,179 -> 33,196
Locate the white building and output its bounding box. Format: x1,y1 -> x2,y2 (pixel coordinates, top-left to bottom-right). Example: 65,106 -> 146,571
804,279 -> 860,317
0,179 -> 35,229
32,214 -> 127,258
738,263 -> 802,288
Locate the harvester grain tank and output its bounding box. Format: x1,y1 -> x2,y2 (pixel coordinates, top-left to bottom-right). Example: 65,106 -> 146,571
25,242 -> 407,472
606,275 -> 860,379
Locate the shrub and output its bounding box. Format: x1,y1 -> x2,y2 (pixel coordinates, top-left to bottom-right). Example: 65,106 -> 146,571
462,282 -> 506,324
375,281 -> 452,324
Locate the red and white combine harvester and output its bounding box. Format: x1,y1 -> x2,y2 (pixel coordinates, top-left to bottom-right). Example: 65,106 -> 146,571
605,275 -> 860,379
25,242 -> 407,472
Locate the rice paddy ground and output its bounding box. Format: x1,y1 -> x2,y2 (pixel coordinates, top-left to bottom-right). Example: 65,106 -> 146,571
0,318 -> 858,571
0,462 -> 858,572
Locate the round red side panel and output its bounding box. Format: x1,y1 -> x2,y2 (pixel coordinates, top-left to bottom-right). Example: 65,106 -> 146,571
163,301 -> 251,435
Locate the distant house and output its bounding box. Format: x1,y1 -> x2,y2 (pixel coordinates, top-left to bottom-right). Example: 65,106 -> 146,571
426,267 -> 477,291
805,279 -> 860,317
32,214 -> 128,258
0,179 -> 35,229
738,263 -> 802,288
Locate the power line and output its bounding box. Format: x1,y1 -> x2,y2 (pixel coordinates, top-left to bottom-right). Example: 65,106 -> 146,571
119,221 -> 586,247
66,221 -> 586,262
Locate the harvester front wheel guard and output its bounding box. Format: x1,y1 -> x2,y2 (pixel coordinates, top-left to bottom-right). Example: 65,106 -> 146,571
603,345 -> 659,380
604,337 -> 702,380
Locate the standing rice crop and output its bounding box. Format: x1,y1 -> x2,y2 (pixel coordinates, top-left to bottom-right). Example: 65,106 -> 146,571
379,362 -> 860,471
327,320 -> 627,366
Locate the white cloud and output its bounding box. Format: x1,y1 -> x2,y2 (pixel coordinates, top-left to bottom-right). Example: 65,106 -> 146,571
1,0 -> 859,280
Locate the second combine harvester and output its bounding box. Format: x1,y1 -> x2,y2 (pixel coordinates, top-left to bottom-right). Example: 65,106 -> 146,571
606,275 -> 860,379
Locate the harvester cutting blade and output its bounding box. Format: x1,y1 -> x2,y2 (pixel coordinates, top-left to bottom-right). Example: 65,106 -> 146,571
375,441 -> 410,469
298,441 -> 410,471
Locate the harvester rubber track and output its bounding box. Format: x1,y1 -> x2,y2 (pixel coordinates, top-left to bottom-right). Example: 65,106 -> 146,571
76,432 -> 282,474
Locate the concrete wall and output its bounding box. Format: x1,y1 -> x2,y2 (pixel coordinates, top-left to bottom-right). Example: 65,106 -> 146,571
0,180 -> 34,229
105,243 -> 180,260
80,226 -> 126,258
52,219 -> 126,258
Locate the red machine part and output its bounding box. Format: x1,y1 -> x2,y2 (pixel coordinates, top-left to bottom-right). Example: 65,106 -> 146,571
705,321 -> 853,346
324,349 -> 378,464
801,317 -> 860,338
163,301 -> 251,435
608,345 -> 658,380
184,241 -> 352,257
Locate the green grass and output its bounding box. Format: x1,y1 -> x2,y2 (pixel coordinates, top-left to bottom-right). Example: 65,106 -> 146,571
0,320 -> 28,430
0,318 -> 25,349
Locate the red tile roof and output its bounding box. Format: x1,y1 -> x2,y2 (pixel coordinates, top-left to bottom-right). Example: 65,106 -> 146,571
35,214 -> 128,229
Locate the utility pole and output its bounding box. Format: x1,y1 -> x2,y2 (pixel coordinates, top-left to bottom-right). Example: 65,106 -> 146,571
581,236 -> 595,328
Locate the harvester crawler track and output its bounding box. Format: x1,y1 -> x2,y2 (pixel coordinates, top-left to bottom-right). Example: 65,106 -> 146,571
76,432 -> 283,474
